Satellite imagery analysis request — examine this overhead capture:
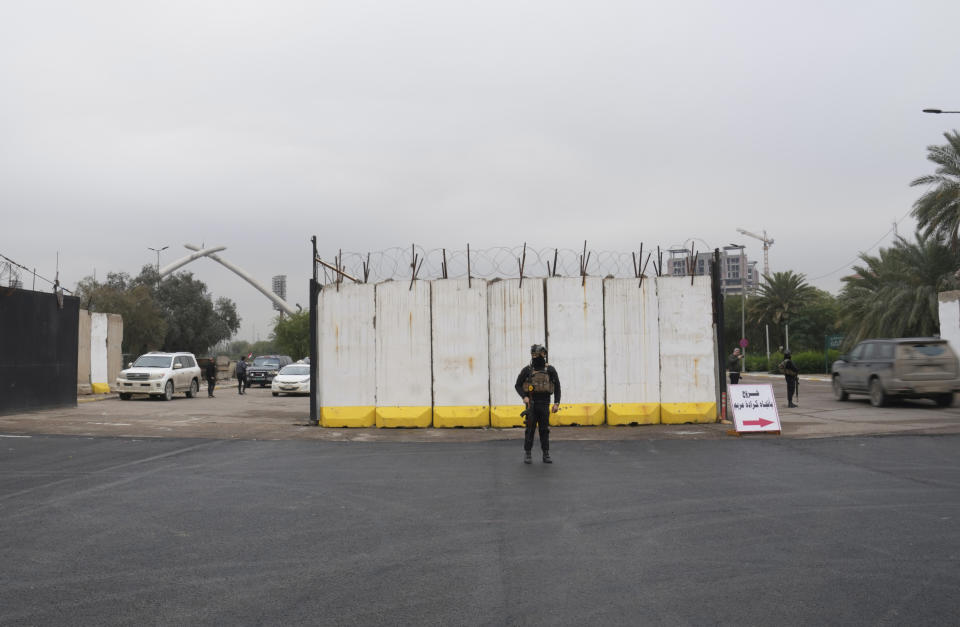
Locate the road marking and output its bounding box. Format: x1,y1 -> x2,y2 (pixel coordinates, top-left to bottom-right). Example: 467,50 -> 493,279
0,434 -> 31,438
86,422 -> 132,426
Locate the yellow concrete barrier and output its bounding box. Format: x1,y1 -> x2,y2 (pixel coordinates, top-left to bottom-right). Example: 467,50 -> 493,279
376,406 -> 432,428
552,403 -> 604,426
91,382 -> 111,394
491,405 -> 525,428
607,403 -> 660,425
660,402 -> 716,424
321,406 -> 376,428
433,406 -> 490,428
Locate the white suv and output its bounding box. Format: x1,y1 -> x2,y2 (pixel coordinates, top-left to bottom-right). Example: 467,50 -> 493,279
116,352 -> 202,401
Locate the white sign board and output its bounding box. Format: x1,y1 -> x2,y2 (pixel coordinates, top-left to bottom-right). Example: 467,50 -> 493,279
729,384 -> 782,433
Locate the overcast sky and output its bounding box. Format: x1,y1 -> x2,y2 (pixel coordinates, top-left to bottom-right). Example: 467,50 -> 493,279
3,0 -> 958,342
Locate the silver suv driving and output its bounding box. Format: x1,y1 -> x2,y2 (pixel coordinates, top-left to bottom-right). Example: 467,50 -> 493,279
116,352 -> 202,401
831,338 -> 960,407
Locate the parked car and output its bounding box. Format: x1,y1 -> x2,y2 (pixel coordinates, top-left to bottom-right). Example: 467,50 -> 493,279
116,352 -> 202,401
271,364 -> 311,396
831,338 -> 960,407
246,355 -> 293,387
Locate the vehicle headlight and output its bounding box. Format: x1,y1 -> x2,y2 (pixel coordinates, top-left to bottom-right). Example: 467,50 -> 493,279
299,377 -> 310,383
270,370 -> 278,375
150,372 -> 165,380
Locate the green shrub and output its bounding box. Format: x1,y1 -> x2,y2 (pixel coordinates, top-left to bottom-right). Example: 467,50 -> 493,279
742,350 -> 841,374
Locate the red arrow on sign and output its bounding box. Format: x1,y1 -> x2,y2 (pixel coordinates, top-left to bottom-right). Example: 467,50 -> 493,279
743,418 -> 774,427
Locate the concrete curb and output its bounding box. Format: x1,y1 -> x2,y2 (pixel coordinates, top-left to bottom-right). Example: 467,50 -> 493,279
77,380 -> 241,403
741,372 -> 832,383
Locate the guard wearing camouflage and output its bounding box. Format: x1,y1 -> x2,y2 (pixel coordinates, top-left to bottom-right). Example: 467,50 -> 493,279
515,344 -> 561,464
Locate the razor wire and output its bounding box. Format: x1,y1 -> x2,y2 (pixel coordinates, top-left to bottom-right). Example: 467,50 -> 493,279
0,252 -> 71,293
315,245 -> 688,286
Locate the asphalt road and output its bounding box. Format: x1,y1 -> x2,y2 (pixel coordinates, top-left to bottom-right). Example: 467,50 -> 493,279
2,433 -> 958,625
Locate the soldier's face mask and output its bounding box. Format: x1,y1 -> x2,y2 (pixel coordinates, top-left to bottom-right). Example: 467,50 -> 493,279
532,355 -> 546,369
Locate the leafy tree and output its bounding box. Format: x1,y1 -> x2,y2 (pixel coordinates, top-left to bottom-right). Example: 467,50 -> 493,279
272,311 -> 310,360
74,272 -> 166,356
146,269 -> 241,356
782,288 -> 840,352
748,271 -> 818,349
838,233 -> 958,345
722,294 -> 766,356
911,130 -> 960,248
225,339 -> 279,358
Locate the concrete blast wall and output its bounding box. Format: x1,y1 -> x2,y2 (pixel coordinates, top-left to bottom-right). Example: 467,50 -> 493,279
77,309 -> 123,394
432,279 -> 490,427
316,275 -> 717,427
318,283 -> 376,427
488,279 -> 546,427
77,310 -> 92,392
375,280 -> 433,427
546,277 -> 605,425
604,278 -> 661,424
938,291 -> 960,356
657,276 -> 718,423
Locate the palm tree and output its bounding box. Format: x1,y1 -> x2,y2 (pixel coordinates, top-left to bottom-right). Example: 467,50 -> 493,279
911,130 -> 960,248
838,233 -> 958,344
750,270 -> 817,328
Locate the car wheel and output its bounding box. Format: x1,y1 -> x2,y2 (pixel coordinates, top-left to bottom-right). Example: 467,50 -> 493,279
832,375 -> 848,401
186,379 -> 198,398
119,393 -> 131,401
162,380 -> 174,401
869,378 -> 887,407
272,392 -> 279,397
934,393 -> 954,408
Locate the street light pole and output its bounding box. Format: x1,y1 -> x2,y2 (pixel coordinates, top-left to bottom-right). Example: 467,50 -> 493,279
729,243 -> 747,371
923,108 -> 960,114
147,246 -> 168,287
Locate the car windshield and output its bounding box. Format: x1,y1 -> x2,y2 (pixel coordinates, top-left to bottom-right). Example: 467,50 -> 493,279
132,355 -> 172,368
253,358 -> 280,367
279,365 -> 310,376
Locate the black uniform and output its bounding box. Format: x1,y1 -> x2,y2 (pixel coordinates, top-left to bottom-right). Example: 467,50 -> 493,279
781,356 -> 798,407
515,364 -> 561,453
205,361 -> 217,397
236,359 -> 247,394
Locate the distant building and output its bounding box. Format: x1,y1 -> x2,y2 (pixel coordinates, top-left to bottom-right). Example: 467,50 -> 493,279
664,247 -> 758,295
272,275 -> 287,314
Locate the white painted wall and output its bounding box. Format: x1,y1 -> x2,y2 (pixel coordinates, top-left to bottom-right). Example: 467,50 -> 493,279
90,313 -> 108,386
545,277 -> 605,403
431,279 -> 490,425
318,283 -> 376,409
657,276 -> 717,405
938,291 -> 960,355
375,280 -> 433,407
603,278 -> 660,406
487,279 -> 546,425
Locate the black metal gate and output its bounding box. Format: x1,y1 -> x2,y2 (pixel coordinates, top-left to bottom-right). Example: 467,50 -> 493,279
0,288 -> 79,415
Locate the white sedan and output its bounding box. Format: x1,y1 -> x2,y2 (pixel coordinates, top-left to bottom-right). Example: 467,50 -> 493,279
271,364 -> 311,396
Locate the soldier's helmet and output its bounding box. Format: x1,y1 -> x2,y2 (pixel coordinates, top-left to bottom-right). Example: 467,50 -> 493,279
530,344 -> 547,357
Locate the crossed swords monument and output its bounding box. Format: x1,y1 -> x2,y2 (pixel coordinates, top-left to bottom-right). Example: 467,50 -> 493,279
158,244 -> 299,315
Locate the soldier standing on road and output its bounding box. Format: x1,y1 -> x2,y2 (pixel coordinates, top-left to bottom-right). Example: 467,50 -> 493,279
515,344 -> 561,465
727,348 -> 743,385
205,358 -> 217,398
236,356 -> 248,395
779,350 -> 799,408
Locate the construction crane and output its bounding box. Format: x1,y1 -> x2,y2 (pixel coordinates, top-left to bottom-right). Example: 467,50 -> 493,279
736,228 -> 774,279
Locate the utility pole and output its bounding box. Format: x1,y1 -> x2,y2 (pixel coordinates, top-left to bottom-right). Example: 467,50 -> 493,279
308,236 -> 320,426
